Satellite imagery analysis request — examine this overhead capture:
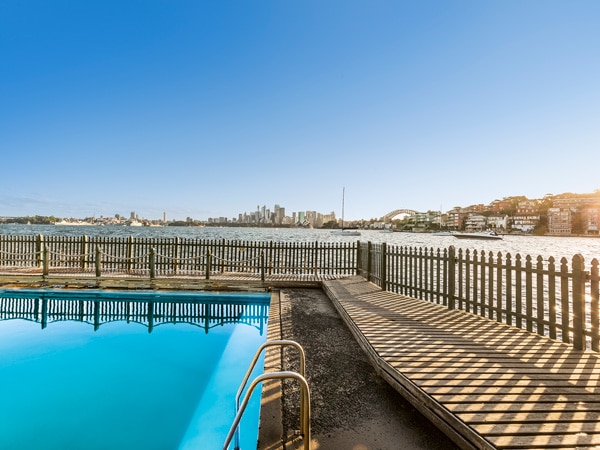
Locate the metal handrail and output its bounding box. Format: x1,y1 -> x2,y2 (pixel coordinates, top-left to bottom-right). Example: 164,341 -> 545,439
223,371 -> 311,450
233,340 -> 306,449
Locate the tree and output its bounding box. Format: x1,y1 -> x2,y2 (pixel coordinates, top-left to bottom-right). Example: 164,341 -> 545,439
321,220 -> 338,229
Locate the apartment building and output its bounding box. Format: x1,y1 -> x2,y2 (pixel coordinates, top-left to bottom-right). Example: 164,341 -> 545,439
548,208 -> 572,235
512,200 -> 541,232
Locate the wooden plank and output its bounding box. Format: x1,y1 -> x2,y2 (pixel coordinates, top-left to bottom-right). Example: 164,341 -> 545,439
323,276 -> 600,450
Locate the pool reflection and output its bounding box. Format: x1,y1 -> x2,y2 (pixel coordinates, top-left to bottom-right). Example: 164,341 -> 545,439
0,290 -> 269,334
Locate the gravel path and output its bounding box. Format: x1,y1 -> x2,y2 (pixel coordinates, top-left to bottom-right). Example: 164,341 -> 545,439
278,288 -> 459,450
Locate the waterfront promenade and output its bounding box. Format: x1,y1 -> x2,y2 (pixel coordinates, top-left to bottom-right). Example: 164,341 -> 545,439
324,276 -> 600,450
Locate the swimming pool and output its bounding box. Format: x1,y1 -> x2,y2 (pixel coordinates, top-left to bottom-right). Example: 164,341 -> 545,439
0,289 -> 271,450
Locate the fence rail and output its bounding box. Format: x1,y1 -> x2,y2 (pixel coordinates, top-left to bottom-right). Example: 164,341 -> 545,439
358,242 -> 600,352
0,235 -> 358,281
1,235 -> 598,351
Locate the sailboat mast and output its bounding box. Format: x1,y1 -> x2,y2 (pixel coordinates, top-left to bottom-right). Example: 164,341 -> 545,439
341,187 -> 345,229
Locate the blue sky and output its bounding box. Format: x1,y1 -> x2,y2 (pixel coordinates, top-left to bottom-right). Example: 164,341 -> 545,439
1,1 -> 599,221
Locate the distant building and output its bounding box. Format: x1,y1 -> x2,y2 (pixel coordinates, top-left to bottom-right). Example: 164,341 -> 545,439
322,211 -> 336,224
552,193 -> 600,210
548,208 -> 572,235
297,211 -> 305,225
446,207 -> 463,230
584,207 -> 599,235
511,215 -> 539,233
464,215 -> 487,231
512,200 -> 540,233
273,205 -> 285,225
488,199 -> 512,213
516,200 -> 539,215
487,215 -> 508,231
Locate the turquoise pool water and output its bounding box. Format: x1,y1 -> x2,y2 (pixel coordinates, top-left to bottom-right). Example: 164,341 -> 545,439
0,289 -> 270,450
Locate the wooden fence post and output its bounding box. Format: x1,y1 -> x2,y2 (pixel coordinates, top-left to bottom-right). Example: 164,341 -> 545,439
81,235 -> 88,271
269,241 -> 273,276
591,258 -> 599,352
447,245 -> 456,310
174,237 -> 180,275
356,241 -> 362,276
261,251 -> 265,282
367,241 -> 372,282
95,246 -> 101,277
312,241 -> 317,276
381,242 -> 387,290
36,234 -> 44,268
127,236 -> 134,273
149,247 -> 156,279
205,251 -> 211,280
572,254 -> 586,350
42,245 -> 49,276
220,238 -> 226,272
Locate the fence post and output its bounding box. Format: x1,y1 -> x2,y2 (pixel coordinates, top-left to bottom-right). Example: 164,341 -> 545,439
149,247 -> 156,279
261,251 -> 265,282
95,246 -> 102,277
127,236 -> 134,273
81,235 -> 88,271
313,241 -> 318,276
36,234 -> 44,268
447,246 -> 456,310
221,238 -> 226,272
206,251 -> 211,280
381,242 -> 387,290
174,237 -> 180,275
269,241 -> 273,276
572,254 -> 586,350
356,241 -> 362,276
367,241 -> 372,282
42,245 -> 49,276
591,258 -> 599,352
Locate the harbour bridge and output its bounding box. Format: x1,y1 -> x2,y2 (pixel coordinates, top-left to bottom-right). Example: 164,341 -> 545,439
381,209 -> 418,221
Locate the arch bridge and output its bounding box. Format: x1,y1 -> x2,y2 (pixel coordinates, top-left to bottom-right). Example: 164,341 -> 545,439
381,209 -> 418,221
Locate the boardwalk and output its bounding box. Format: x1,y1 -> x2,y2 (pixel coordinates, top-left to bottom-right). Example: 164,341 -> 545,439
323,276 -> 600,450
0,272 -> 335,291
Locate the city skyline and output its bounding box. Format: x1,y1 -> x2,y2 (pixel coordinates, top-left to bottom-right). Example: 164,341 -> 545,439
4,188 -> 598,226
2,2 -> 599,221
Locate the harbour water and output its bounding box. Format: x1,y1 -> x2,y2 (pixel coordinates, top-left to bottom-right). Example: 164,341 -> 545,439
1,224 -> 599,265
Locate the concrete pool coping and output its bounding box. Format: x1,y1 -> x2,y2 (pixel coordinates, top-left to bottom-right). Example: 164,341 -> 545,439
257,290 -> 289,449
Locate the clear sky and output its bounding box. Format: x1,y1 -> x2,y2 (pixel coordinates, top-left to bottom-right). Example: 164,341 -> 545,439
1,1 -> 599,221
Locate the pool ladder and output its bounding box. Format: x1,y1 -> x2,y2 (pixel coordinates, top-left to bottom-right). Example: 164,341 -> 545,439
222,340 -> 311,450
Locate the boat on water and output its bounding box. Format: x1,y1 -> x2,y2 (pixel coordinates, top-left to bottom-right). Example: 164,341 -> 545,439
331,187 -> 361,237
55,220 -> 93,226
453,230 -> 503,240
332,228 -> 361,236
432,231 -> 455,236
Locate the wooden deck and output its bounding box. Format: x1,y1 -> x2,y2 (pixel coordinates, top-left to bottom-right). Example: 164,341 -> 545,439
0,271 -> 336,290
323,276 -> 600,450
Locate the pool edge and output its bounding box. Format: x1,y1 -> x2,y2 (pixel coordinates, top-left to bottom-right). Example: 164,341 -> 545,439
257,290 -> 285,450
